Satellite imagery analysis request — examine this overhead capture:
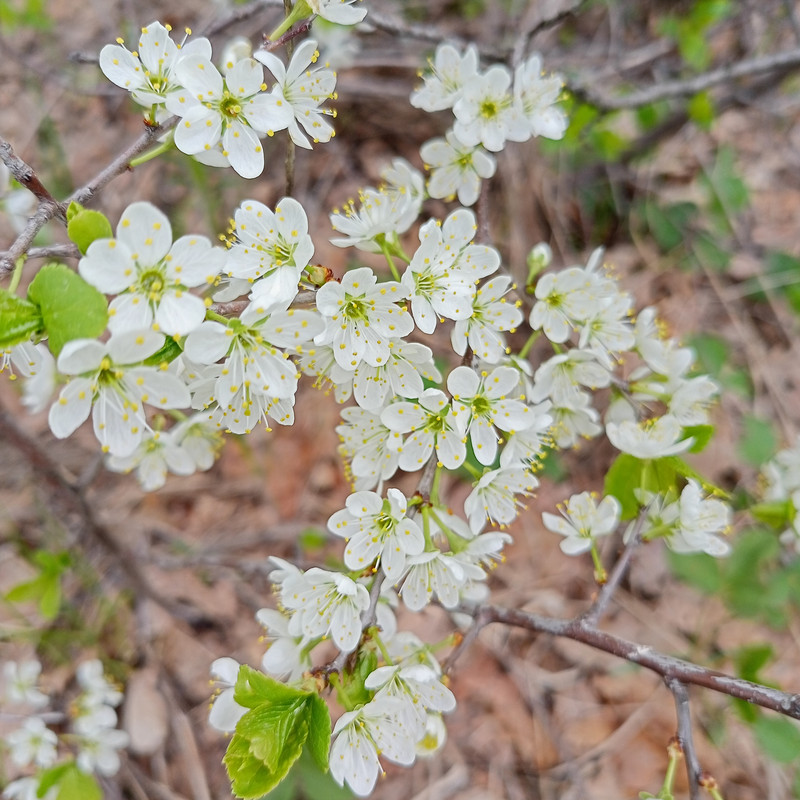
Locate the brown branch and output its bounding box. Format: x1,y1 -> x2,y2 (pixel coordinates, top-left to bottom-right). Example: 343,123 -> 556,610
457,602 -> 800,720
0,244 -> 80,263
0,138 -> 65,215
200,0 -> 284,38
1,117 -> 177,276
667,678 -> 702,799
575,46 -> 800,110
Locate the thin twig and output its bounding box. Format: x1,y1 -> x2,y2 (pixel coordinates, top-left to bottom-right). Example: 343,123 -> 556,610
1,117 -> 177,276
576,46 -> 800,110
0,243 -> 80,263
0,138 -> 65,216
667,678 -> 702,800
454,602 -> 800,719
200,0 -> 284,38
580,508 -> 647,626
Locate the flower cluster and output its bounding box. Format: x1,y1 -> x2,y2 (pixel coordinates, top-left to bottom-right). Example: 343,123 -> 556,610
2,659 -> 129,800
1,12 -> 743,800
759,436 -> 800,552
413,43 -> 566,205
101,24 -> 337,177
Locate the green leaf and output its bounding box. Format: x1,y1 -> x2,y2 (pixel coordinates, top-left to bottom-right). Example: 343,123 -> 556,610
688,91 -> 715,130
752,715 -> 800,763
683,424 -> 714,453
766,251 -> 800,315
603,453 -> 644,520
67,207 -> 113,254
734,643 -> 774,683
738,415 -> 778,467
644,201 -> 697,253
234,664 -> 309,710
37,762 -> 102,800
305,693 -> 332,773
225,704 -> 309,799
0,288 -> 43,348
38,574 -> 62,620
27,263 -> 108,356
667,550 -> 722,594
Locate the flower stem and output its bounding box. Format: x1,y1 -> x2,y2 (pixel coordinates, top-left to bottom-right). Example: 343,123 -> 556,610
8,255 -> 25,295
589,540 -> 607,584
518,329 -> 540,360
379,239 -> 401,282
129,132 -> 176,167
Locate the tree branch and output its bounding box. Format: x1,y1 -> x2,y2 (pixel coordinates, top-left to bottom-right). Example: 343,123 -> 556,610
1,117 -> 177,276
456,602 -> 800,719
0,137 -> 65,215
667,678 -> 702,800
575,46 -> 800,110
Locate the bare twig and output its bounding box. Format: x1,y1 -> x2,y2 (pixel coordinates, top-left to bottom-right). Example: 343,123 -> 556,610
0,243 -> 80,263
580,509 -> 647,626
0,138 -> 65,215
200,0 -> 283,38
666,678 -> 702,800
576,46 -> 800,110
455,602 -> 800,719
1,117 -> 177,276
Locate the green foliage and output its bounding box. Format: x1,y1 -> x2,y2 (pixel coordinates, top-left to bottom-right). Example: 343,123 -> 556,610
657,0 -> 732,71
262,749 -> 353,800
737,414 -> 778,467
66,202 -> 113,254
688,334 -> 752,398
26,263 -> 108,356
141,335 -> 183,367
38,762 -> 102,800
764,251 -> 800,315
224,666 -> 331,799
687,91 -> 715,130
668,529 -> 800,628
0,289 -> 43,349
0,0 -> 51,30
752,715 -> 800,763
6,550 -> 71,620
701,146 -> 750,233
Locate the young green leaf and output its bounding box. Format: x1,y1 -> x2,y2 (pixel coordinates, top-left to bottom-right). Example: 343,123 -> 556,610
66,203 -> 113,254
305,693 -> 332,773
26,263 -> 108,356
603,453 -> 644,520
0,288 -> 43,349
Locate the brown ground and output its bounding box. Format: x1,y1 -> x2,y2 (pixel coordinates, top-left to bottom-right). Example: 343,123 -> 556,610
2,1 -> 800,799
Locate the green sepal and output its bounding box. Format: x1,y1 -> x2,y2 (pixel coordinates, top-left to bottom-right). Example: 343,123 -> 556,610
662,456 -> 730,499
27,263 -> 108,356
66,201 -> 113,254
0,288 -> 43,349
141,335 -> 183,367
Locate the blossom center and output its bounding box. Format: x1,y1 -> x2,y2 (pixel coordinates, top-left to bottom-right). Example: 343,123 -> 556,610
219,91 -> 242,118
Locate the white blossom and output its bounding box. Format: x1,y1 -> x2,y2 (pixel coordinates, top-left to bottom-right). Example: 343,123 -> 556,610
381,388 -> 467,471
3,660 -> 49,709
464,464 -> 539,532
255,39 -> 337,148
208,657 -> 247,732
48,331 -> 190,457
167,56 -> 292,178
420,130 -> 496,206
328,488 -> 425,581
99,22 -> 211,112
411,43 -> 479,112
542,491 -> 621,555
606,414 -> 693,459
329,696 -> 416,797
225,196 -> 313,310
8,717 -> 58,768
314,267 -> 413,370
79,201 -> 225,336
